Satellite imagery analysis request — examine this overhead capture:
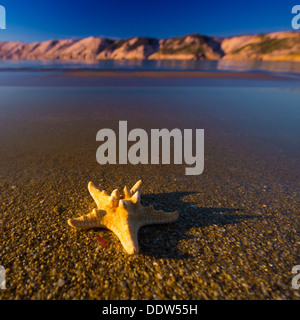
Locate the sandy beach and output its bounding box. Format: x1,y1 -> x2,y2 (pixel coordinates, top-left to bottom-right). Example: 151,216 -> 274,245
0,71 -> 299,300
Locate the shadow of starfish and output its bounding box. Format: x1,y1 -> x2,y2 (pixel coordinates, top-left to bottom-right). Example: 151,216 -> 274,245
138,191 -> 261,259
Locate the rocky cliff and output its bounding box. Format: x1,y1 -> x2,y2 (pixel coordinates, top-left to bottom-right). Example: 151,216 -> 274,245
148,34 -> 223,60
97,37 -> 159,60
0,31 -> 299,61
222,32 -> 300,62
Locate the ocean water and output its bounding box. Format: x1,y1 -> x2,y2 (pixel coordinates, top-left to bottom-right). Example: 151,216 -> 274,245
0,60 -> 299,186
1,59 -> 300,74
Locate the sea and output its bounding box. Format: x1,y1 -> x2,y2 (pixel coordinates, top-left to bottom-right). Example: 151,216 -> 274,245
0,59 -> 299,185
1,59 -> 300,74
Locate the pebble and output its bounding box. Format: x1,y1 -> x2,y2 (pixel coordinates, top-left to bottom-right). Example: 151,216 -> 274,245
157,274 -> 164,280
57,278 -> 65,287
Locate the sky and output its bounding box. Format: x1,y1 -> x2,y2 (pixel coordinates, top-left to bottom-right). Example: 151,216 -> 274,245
0,0 -> 298,42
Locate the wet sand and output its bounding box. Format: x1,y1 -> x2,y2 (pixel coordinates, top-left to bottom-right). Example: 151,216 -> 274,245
64,70 -> 290,79
0,72 -> 299,300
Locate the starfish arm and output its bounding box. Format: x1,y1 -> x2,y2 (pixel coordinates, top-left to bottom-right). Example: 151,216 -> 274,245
68,209 -> 107,229
123,186 -> 131,199
109,222 -> 140,255
141,206 -> 179,227
88,181 -> 109,209
130,180 -> 142,196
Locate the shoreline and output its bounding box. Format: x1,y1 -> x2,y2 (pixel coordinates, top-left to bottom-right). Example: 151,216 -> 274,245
63,70 -> 292,80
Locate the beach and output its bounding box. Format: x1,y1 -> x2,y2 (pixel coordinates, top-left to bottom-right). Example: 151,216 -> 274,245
0,70 -> 299,299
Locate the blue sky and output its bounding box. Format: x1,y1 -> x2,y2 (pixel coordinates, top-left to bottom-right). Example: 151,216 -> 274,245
0,0 -> 298,42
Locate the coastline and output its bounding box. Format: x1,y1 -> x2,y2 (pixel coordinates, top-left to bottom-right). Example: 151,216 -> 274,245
63,70 -> 286,79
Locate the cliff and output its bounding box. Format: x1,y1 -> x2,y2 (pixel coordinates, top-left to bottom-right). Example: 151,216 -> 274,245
222,32 -> 300,62
149,34 -> 223,60
0,31 -> 299,62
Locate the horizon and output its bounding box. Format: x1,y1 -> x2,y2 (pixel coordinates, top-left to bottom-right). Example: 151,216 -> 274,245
0,0 -> 297,42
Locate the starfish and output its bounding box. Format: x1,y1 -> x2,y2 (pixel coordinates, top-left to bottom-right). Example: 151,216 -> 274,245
68,180 -> 178,254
